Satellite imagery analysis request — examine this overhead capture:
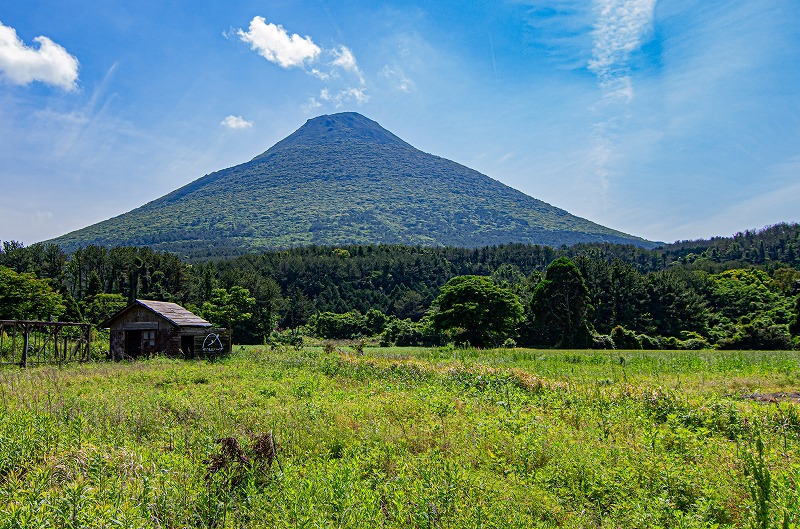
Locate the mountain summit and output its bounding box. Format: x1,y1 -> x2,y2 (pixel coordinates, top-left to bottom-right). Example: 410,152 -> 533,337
48,112 -> 654,256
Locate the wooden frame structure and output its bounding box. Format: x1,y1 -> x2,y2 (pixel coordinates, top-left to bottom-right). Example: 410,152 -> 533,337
0,320 -> 92,368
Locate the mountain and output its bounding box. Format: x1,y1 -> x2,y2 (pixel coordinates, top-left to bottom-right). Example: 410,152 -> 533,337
48,112 -> 655,255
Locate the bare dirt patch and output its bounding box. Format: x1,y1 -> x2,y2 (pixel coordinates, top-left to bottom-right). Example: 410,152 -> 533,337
737,392 -> 800,404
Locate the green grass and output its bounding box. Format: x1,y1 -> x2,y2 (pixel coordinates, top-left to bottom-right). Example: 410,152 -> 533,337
1,346 -> 799,528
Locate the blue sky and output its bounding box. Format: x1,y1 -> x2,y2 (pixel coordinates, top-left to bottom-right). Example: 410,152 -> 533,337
1,0 -> 798,245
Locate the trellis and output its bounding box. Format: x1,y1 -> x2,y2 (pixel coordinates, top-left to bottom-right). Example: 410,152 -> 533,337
0,320 -> 92,368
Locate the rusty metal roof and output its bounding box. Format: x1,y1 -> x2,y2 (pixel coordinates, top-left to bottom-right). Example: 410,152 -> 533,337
135,300 -> 212,327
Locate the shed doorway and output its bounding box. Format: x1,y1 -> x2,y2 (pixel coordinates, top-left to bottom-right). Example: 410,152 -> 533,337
181,335 -> 195,358
125,330 -> 142,358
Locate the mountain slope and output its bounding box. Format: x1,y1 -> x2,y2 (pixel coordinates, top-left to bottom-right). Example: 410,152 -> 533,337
48,112 -> 655,255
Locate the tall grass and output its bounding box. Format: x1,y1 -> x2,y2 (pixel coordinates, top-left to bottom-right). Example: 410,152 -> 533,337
0,346 -> 798,527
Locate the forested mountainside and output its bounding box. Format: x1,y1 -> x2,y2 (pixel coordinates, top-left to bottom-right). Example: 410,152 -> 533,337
4,223 -> 799,349
47,112 -> 652,254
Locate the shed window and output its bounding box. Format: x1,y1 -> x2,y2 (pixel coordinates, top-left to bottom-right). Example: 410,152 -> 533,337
143,330 -> 155,350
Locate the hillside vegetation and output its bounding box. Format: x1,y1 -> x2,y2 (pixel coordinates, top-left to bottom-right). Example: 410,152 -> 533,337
47,112 -> 652,254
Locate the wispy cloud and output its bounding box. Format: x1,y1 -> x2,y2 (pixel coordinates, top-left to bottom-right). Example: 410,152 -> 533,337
237,17 -> 320,69
331,45 -> 364,85
220,115 -> 254,129
588,0 -> 656,102
0,21 -> 79,90
315,86 -> 369,108
582,0 -> 656,211
380,65 -> 414,93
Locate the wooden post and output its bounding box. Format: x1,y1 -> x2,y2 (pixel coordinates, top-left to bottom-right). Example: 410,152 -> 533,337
85,324 -> 91,362
21,323 -> 30,368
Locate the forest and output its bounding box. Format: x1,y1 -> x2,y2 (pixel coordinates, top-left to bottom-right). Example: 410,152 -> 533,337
1,223 -> 799,351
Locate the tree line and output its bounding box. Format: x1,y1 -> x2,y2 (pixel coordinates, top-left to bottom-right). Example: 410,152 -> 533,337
1,222 -> 799,350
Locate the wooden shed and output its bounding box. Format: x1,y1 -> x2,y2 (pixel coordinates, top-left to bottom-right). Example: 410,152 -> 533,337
103,300 -> 230,360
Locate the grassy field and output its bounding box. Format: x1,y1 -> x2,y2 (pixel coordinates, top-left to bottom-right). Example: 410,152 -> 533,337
1,345 -> 799,528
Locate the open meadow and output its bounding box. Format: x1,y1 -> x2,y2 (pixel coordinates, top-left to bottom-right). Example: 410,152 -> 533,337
1,346 -> 799,528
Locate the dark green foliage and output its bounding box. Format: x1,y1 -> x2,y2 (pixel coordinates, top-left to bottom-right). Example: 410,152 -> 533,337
527,258 -> 592,348
309,311 -> 370,339
82,293 -> 127,325
46,113 -> 651,255
717,319 -> 794,350
575,257 -> 648,334
381,316 -> 445,347
789,295 -> 800,337
201,287 -> 256,340
591,334 -> 614,349
85,271 -> 103,297
280,286 -> 313,330
57,285 -> 82,322
227,273 -> 283,344
364,309 -> 389,335
3,221 -> 800,349
644,268 -> 710,338
638,334 -> 661,350
610,325 -> 641,350
0,265 -> 65,320
432,275 -> 524,347
392,289 -> 427,321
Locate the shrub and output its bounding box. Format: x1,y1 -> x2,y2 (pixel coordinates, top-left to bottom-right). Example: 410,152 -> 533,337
268,328 -> 304,349
660,334 -> 710,350
364,309 -> 389,335
308,311 -> 369,339
591,334 -> 615,349
717,321 -> 793,350
610,325 -> 641,350
680,338 -> 710,350
381,315 -> 445,347
638,334 -> 661,350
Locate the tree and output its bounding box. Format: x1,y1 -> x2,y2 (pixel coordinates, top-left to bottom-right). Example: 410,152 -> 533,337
230,272 -> 283,343
393,289 -> 427,321
309,310 -> 369,339
789,295 -> 800,337
57,285 -> 83,322
202,286 -> 256,343
85,270 -> 103,298
431,275 -> 524,347
0,266 -> 65,320
280,286 -> 313,329
527,257 -> 592,348
82,293 -> 127,325
644,268 -> 709,338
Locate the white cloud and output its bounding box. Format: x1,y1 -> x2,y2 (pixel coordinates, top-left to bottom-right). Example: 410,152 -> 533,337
220,115 -> 254,129
331,45 -> 364,84
236,16 -> 368,112
309,68 -> 330,81
308,86 -> 369,109
302,97 -> 322,113
588,0 -> 656,99
380,65 -> 414,93
0,21 -> 79,90
237,16 -> 321,69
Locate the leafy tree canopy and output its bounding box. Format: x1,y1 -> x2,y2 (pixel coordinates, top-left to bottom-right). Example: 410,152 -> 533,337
202,286 -> 256,333
0,266 -> 65,320
83,293 -> 127,325
528,257 -> 592,348
432,275 -> 523,347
